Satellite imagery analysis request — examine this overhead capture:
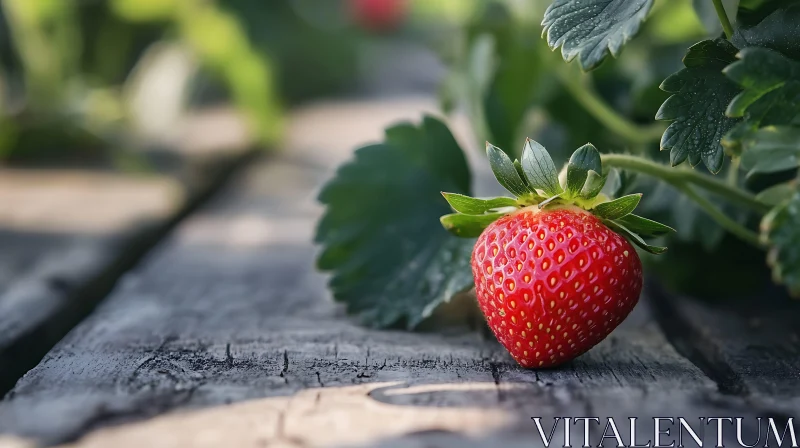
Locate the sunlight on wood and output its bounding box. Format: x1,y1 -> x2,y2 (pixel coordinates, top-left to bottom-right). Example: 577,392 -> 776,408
286,96 -> 477,167
0,436 -> 34,448
176,214 -> 314,247
0,170 -> 182,235
58,383 -> 516,448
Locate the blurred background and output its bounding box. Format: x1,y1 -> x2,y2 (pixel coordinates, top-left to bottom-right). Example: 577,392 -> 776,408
0,0 -> 770,304
0,0 -> 713,163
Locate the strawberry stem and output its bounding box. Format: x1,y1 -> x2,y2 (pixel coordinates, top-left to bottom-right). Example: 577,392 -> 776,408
601,153 -> 769,249
712,0 -> 734,39
727,157 -> 740,186
601,154 -> 771,214
557,70 -> 665,147
678,184 -> 765,248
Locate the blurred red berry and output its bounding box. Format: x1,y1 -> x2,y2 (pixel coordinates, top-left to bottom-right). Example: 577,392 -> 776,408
349,0 -> 407,31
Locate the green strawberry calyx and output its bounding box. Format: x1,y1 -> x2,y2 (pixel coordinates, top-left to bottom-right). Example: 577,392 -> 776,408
440,139 -> 675,254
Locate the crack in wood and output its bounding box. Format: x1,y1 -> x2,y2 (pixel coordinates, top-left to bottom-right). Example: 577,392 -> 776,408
0,146 -> 258,398
225,343 -> 233,368
279,350 -> 290,385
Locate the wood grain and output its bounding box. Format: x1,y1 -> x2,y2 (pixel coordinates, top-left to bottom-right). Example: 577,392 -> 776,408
0,109 -> 253,394
651,285 -> 800,416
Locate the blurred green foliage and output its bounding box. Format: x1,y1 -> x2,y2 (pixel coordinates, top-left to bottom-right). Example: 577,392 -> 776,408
111,0 -> 284,143
0,0 -> 365,164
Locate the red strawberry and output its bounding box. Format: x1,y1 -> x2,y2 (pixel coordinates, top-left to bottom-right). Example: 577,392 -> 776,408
441,140 -> 671,368
471,206 -> 642,368
348,0 -> 407,31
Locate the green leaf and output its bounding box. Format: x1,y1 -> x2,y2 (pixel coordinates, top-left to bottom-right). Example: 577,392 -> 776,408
633,163 -> 748,251
439,32 -> 496,148
615,213 -> 676,237
732,4 -> 800,60
757,182 -> 797,206
316,116 -> 476,329
761,189 -> 800,296
445,4 -> 554,157
656,39 -> 742,174
441,193 -> 518,215
468,34 -> 496,95
580,170 -> 607,199
608,221 -> 668,255
513,159 -> 532,189
482,13 -> 554,155
740,126 -> 800,176
440,212 -> 507,238
600,167 -> 636,199
724,47 -> 800,116
487,142 -> 531,197
541,0 -> 655,71
565,143 -> 602,198
722,81 -> 800,155
721,46 -> 800,154
384,117 -> 471,193
592,194 -> 642,219
520,138 -> 562,196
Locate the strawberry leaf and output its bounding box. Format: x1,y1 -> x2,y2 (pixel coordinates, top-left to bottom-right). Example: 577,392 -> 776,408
740,126 -> 800,176
607,221 -> 668,255
600,167 -> 637,199
441,212 -> 507,238
722,48 -> 800,154
483,17 -> 553,156
441,193 -> 518,215
565,143 -> 602,198
633,163 -> 749,251
444,4 -> 552,157
316,116 -> 476,329
521,138 -> 563,197
732,4 -> 800,61
487,143 -> 533,197
656,39 -> 742,174
724,48 -> 800,117
514,159 -> 533,190
722,81 -> 800,155
723,5 -> 800,154
592,194 -> 642,220
541,0 -> 655,71
757,182 -> 796,206
614,214 -> 675,238
580,170 -> 607,199
761,188 -> 800,296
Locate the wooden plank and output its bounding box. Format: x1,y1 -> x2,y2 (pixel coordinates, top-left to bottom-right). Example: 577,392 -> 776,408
651,285 -> 800,416
0,109 -> 254,394
0,99 -> 773,447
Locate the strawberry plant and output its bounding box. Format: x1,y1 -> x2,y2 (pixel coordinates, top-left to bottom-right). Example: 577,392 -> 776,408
316,0 -> 800,365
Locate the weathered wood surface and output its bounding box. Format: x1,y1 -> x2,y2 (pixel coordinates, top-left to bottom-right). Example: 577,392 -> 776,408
651,285 -> 800,416
0,109 -> 253,394
0,98 -> 795,447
